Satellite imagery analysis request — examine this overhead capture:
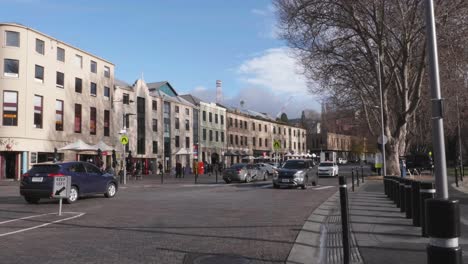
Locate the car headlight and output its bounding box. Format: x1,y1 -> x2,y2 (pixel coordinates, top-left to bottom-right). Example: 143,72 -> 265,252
273,169 -> 279,179
294,171 -> 305,180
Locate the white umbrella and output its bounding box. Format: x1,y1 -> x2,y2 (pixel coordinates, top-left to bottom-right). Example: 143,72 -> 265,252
59,139 -> 97,151
92,140 -> 114,151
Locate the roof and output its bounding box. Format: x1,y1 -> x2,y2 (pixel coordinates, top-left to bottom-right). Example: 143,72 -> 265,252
180,94 -> 202,106
147,81 -> 167,90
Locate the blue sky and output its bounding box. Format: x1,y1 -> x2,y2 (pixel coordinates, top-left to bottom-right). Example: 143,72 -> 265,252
1,0 -> 320,118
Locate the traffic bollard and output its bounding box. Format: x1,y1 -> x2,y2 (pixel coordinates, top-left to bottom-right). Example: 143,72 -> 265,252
426,199 -> 462,264
356,167 -> 360,187
404,179 -> 413,219
420,181 -> 436,237
395,177 -> 401,207
399,178 -> 406,212
338,175 -> 350,264
351,168 -> 355,192
412,180 -> 421,227
384,176 -> 389,196
455,167 -> 459,188
389,177 -> 394,201
391,176 -> 397,202
361,165 -> 364,183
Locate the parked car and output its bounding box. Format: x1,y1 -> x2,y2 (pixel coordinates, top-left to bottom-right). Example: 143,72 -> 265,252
272,159 -> 317,189
222,163 -> 260,183
20,161 -> 119,204
256,163 -> 276,179
267,162 -> 282,169
317,161 -> 339,177
338,158 -> 348,165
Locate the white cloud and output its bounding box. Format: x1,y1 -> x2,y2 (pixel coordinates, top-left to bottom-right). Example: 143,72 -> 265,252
251,4 -> 279,39
237,47 -> 310,95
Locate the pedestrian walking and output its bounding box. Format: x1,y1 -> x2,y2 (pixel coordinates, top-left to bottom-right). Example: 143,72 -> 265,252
176,162 -> 182,178
158,162 -> 163,175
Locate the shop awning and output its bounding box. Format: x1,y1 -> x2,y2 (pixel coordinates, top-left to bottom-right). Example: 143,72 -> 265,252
59,139 -> 97,151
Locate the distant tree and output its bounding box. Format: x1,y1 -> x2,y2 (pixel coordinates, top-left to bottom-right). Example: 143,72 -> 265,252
280,113 -> 289,123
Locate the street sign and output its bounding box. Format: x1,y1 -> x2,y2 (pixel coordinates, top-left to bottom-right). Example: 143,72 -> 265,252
52,176 -> 71,199
120,135 -> 129,145
377,135 -> 388,145
273,140 -> 281,150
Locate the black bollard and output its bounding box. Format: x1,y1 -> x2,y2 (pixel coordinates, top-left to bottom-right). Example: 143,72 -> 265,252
420,181 -> 436,237
388,177 -> 394,201
426,199 -> 462,264
351,168 -> 355,192
460,164 -> 464,182
391,177 -> 397,202
399,178 -> 406,212
404,179 -> 413,219
338,176 -> 350,264
412,180 -> 421,227
356,167 -> 360,187
384,176 -> 389,196
455,167 -> 459,188
395,177 -> 401,207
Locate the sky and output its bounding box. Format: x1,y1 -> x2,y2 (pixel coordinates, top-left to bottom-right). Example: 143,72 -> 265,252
0,0 -> 321,118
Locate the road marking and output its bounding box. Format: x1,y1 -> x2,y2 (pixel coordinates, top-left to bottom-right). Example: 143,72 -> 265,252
0,212 -> 85,237
258,184 -> 273,189
313,186 -> 334,190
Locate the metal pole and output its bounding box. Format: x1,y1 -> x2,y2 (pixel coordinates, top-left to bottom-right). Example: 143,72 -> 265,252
161,95 -> 165,184
338,176 -> 350,264
425,0 -> 448,199
456,95 -> 463,181
123,113 -> 127,185
377,48 -> 386,177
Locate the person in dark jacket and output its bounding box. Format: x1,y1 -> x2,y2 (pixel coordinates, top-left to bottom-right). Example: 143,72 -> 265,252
175,162 -> 182,178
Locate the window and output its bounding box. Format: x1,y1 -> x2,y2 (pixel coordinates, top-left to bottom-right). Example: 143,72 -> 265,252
265,139 -> 268,147
235,119 -> 238,127
215,114 -> 218,124
209,112 -> 212,122
203,129 -> 206,140
240,136 -> 243,145
55,100 -> 64,131
104,110 -> 110,136
57,47 -> 65,62
75,78 -> 82,93
35,65 -> 44,82
252,122 -> 255,131
294,142 -> 296,149
74,104 -> 82,133
235,135 -> 238,145
273,127 -> 276,134
289,128 -> 291,135
185,108 -> 189,115
229,117 -> 232,127
203,111 -> 206,121
5,31 -> 20,47
221,132 -> 224,142
175,105 -> 179,113
104,66 -> 110,78
33,95 -> 43,128
215,131 -> 219,142
90,82 -> 97,96
175,117 -> 180,129
35,39 -> 45,55
153,141 -> 158,154
56,72 -> 64,88
259,124 -> 261,131
264,125 -> 267,131
152,100 -> 157,111
4,59 -> 19,77
230,134 -> 233,144
123,93 -> 130,104
175,136 -> 180,148
244,121 -> 247,129
104,86 -> 110,99
284,141 -> 287,148
185,119 -> 189,130
90,60 -> 97,73
152,119 -> 158,132
75,55 -> 82,68
240,120 -> 243,129
253,137 -> 256,146
209,130 -> 213,141
3,91 -> 18,126
221,115 -> 224,125
90,107 -> 96,135
185,137 -> 190,148
259,138 -> 262,147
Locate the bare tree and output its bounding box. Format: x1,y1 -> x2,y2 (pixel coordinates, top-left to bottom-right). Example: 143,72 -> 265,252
275,0 -> 466,174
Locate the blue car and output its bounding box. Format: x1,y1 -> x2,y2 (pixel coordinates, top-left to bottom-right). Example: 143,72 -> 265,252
20,161 -> 118,204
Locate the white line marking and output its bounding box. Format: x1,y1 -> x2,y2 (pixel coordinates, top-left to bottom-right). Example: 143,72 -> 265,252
259,184 -> 273,189
0,213 -> 55,225
313,186 -> 334,190
0,212 -> 85,237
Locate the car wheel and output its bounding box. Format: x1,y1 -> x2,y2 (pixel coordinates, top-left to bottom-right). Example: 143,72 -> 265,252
65,186 -> 79,204
104,182 -> 117,198
245,174 -> 252,183
312,181 -> 317,186
263,172 -> 268,181
24,196 -> 40,204
224,179 -> 231,184
273,184 -> 280,189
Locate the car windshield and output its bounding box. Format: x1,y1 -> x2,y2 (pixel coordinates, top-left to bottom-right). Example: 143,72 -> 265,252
230,164 -> 246,169
28,165 -> 60,174
282,161 -> 307,169
319,163 -> 333,167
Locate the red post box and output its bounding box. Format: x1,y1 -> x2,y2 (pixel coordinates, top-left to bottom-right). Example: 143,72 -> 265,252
198,161 -> 205,175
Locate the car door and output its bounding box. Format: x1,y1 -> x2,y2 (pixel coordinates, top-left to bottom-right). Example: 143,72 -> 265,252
83,163 -> 106,193
67,162 -> 89,194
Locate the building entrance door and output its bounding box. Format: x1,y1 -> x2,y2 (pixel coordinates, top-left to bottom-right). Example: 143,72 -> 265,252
1,152 -> 17,179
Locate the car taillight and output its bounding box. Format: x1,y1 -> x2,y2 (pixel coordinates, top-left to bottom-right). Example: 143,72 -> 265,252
22,173 -> 30,179
48,173 -> 65,177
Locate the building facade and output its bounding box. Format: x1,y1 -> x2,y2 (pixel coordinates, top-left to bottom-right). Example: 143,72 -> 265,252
198,102 -> 226,165
0,23 -> 114,180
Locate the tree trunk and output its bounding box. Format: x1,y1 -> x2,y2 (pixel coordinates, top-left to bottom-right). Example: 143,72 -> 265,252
386,124 -> 408,176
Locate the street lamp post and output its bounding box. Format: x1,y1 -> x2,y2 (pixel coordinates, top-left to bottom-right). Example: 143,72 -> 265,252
376,48 -> 387,177
121,112 -> 135,185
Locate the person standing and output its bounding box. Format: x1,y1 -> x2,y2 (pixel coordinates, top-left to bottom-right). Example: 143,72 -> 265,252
176,162 -> 182,178
158,162 -> 163,175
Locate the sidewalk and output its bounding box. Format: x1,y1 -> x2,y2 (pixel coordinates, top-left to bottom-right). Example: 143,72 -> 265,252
118,171 -> 225,187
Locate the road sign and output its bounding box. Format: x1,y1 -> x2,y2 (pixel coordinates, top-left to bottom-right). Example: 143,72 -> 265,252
273,140 -> 281,150
120,135 -> 129,145
52,176 -> 71,199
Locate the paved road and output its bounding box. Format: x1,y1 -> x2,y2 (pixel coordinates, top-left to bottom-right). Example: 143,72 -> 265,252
0,177 -> 339,264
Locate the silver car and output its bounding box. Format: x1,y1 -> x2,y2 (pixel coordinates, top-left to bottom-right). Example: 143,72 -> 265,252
273,159 -> 317,189
222,163 -> 260,183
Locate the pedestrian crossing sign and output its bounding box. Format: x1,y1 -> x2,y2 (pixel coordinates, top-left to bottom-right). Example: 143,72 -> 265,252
273,140 -> 281,150
120,135 -> 129,145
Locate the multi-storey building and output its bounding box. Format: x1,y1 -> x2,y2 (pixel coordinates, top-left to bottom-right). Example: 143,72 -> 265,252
0,23 -> 114,180
225,108 -> 252,166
